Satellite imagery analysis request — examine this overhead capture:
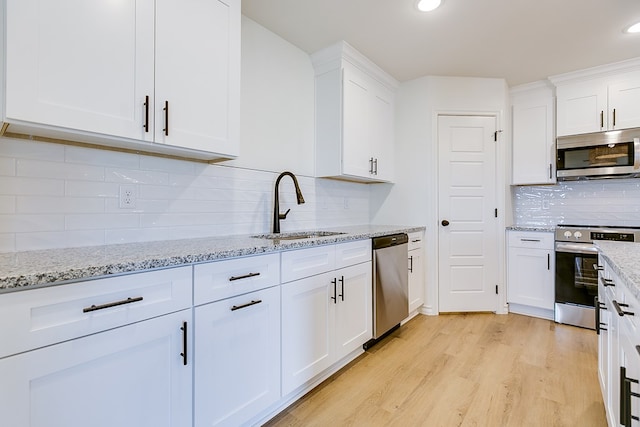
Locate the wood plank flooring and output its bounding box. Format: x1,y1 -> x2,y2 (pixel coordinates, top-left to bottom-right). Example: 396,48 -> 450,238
264,313 -> 606,427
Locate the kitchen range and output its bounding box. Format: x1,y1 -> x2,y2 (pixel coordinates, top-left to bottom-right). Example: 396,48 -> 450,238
555,224 -> 640,330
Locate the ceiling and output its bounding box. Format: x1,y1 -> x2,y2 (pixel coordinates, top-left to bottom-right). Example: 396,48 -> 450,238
241,0 -> 640,87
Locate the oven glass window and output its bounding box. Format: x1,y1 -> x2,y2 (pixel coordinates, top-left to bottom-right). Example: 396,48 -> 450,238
557,142 -> 634,170
555,251 -> 598,307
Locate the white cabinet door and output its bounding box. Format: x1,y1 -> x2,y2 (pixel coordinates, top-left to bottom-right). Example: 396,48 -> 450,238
608,76 -> 640,132
334,262 -> 372,361
5,0 -> 155,141
507,247 -> 554,309
0,310 -> 192,427
370,81 -> 395,182
408,248 -> 424,313
556,80 -> 607,136
511,85 -> 555,185
194,286 -> 280,427
281,272 -> 334,395
342,63 -> 375,179
155,0 -> 239,155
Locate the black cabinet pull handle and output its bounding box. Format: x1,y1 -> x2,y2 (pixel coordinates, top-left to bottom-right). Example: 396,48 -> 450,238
229,272 -> 261,282
83,296 -> 143,313
520,238 -> 541,242
613,108 -> 617,127
409,255 -> 414,273
600,110 -> 604,129
143,95 -> 150,132
636,345 -> 640,357
601,276 -> 615,287
231,299 -> 262,311
331,278 -> 337,304
547,253 -> 550,270
595,296 -> 601,335
411,239 -> 421,243
613,300 -> 634,317
549,163 -> 552,180
339,276 -> 344,301
373,158 -> 378,175
369,157 -> 374,174
180,321 -> 188,366
163,100 -> 169,136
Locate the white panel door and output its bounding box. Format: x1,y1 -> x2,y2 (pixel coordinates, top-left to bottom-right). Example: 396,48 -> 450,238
438,115 -> 498,312
334,262 -> 372,361
194,286 -> 281,427
5,0 -> 154,140
342,63 -> 373,179
609,76 -> 640,131
155,0 -> 240,155
281,272 -> 334,395
0,310 -> 192,427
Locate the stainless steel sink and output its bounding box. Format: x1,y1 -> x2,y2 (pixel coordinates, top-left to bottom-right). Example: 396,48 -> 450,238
252,231 -> 346,241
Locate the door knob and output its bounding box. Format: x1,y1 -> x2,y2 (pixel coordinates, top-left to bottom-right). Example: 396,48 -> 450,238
441,220 -> 450,226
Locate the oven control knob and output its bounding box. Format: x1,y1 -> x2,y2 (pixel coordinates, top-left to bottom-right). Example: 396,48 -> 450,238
574,231 -> 583,238
564,231 -> 572,238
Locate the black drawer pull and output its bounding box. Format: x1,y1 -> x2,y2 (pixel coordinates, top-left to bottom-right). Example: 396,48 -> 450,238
636,345 -> 640,357
229,272 -> 261,282
600,276 -> 615,287
613,300 -> 634,317
231,300 -> 262,311
180,322 -> 188,366
83,296 -> 143,313
520,238 -> 541,242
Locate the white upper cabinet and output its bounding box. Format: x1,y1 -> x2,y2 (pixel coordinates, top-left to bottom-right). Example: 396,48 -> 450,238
510,82 -> 556,185
3,0 -> 239,160
552,60 -> 640,137
312,41 -> 397,183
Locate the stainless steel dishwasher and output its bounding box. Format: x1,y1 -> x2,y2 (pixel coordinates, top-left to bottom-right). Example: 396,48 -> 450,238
365,233 -> 409,349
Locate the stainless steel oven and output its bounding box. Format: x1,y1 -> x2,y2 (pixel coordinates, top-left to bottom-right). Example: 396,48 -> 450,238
555,225 -> 640,329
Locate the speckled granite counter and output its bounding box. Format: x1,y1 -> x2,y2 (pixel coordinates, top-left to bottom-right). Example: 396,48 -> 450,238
506,225 -> 556,233
595,241 -> 640,301
0,225 -> 425,292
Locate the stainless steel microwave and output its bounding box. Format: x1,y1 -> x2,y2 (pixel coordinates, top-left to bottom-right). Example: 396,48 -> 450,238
556,128 -> 640,180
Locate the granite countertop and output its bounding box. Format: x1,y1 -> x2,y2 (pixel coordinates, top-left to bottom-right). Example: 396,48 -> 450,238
0,225 -> 425,293
506,225 -> 556,233
595,240 -> 640,301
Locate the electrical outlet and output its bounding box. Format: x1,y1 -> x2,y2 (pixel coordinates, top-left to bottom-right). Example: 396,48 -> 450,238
119,184 -> 137,209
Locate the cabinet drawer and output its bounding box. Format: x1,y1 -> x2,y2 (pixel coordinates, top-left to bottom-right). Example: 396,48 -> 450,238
408,232 -> 424,251
507,230 -> 554,249
281,245 -> 335,283
335,239 -> 371,269
0,266 -> 192,359
193,253 -> 280,306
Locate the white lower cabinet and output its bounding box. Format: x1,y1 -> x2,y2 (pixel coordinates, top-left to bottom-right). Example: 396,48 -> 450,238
281,261 -> 372,395
194,285 -> 281,427
408,232 -> 425,314
0,309 -> 192,427
506,230 -> 554,320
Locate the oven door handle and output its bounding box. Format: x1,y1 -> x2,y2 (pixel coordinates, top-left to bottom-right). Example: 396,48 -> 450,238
555,242 -> 598,255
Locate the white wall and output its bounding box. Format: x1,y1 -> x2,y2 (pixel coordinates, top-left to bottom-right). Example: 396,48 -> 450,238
371,76 -> 509,314
0,17 -> 370,253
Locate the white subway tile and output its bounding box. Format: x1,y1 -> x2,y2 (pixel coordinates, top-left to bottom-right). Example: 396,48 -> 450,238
0,214 -> 65,233
17,159 -> 105,181
0,158 -> 16,176
65,181 -> 119,198
65,214 -> 140,230
0,137 -> 65,162
0,177 -> 65,196
0,196 -> 16,213
16,230 -> 105,251
65,145 -> 140,169
105,227 -> 171,245
0,233 -> 16,253
105,167 -> 169,185
140,155 -> 196,175
17,196 -> 105,214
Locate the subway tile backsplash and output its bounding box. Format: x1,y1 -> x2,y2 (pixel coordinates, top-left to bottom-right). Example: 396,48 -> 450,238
0,137 -> 370,252
513,179 -> 640,227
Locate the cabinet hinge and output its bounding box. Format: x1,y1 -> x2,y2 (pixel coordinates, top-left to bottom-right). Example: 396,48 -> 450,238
495,285 -> 499,295
493,130 -> 503,142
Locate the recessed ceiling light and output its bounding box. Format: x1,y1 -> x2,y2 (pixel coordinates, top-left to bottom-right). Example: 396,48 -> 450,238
416,0 -> 442,12
626,22 -> 640,33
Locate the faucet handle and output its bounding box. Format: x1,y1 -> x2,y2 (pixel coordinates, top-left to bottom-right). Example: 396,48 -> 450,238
279,209 -> 291,220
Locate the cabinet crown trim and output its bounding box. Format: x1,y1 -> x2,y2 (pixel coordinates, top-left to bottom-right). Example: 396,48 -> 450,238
549,56 -> 640,85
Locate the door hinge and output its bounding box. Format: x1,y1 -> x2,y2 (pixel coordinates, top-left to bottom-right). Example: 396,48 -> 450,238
494,208 -> 498,218
493,130 -> 503,142
495,285 -> 499,295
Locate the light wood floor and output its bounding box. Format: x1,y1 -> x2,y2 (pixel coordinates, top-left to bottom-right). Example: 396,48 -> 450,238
264,313 -> 606,427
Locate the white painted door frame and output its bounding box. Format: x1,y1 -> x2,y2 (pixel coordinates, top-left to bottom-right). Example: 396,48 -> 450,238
422,110 -> 508,316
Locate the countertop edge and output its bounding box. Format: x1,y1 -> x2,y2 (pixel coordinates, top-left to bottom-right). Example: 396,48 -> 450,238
0,225 -> 425,292
595,241 -> 640,301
